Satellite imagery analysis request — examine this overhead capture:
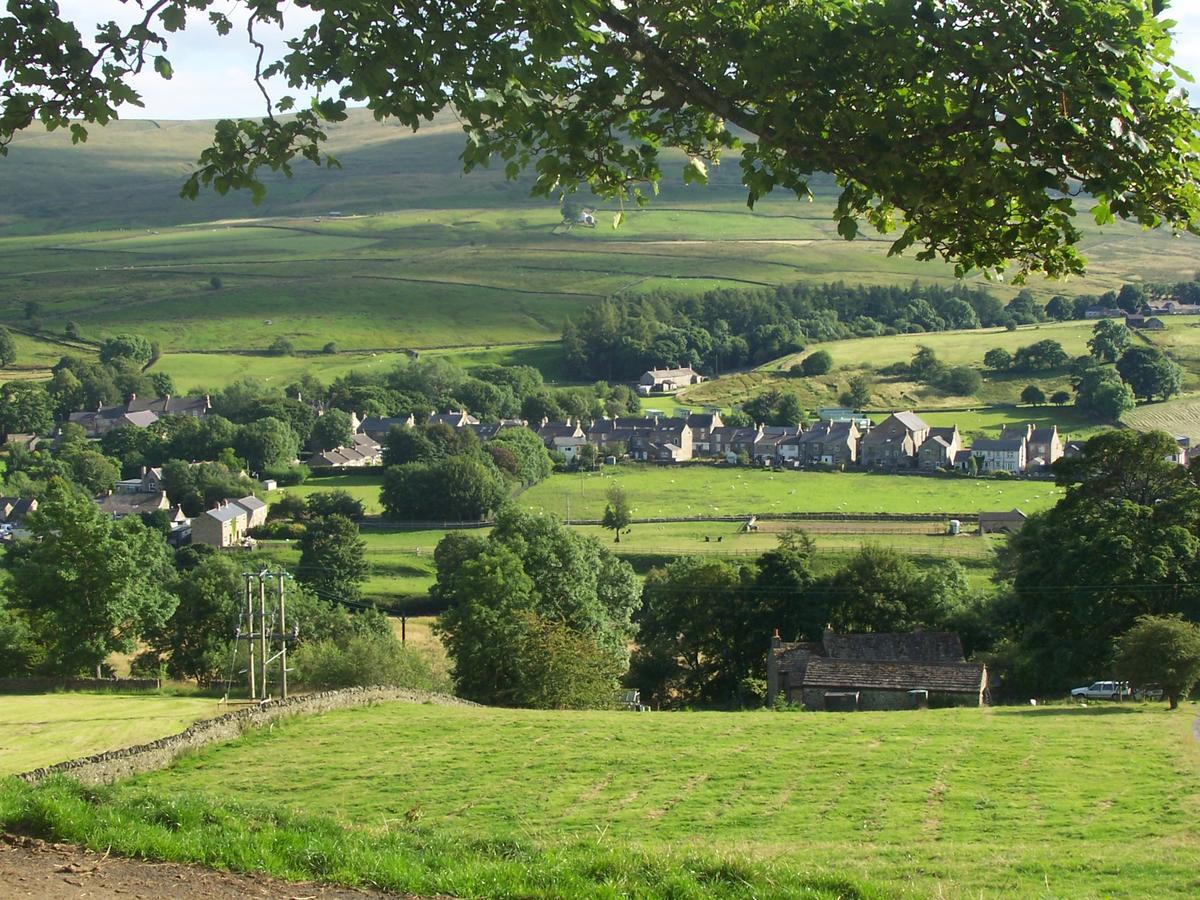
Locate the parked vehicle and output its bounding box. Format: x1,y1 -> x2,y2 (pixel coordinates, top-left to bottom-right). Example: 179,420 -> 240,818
1133,684 -> 1165,701
1070,681 -> 1132,700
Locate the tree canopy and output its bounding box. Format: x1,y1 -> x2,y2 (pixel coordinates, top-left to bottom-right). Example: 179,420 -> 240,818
4,1 -> 1198,278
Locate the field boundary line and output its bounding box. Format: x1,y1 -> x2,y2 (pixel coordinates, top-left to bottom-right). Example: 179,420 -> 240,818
15,686 -> 478,787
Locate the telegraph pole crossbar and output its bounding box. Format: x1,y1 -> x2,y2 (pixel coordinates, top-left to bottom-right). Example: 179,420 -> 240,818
237,569 -> 296,702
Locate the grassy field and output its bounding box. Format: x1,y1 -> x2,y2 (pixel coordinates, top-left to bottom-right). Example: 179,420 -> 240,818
522,465 -> 1061,520
681,320 -> 1101,416
72,701 -> 1197,898
0,693 -> 220,776
1124,397 -> 1200,441
3,110 -> 1199,391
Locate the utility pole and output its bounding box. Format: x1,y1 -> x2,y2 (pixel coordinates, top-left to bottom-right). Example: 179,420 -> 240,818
244,573 -> 256,699
277,572 -> 288,700
259,572 -> 269,701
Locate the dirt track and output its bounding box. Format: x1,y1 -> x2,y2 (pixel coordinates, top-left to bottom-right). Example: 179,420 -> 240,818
0,834 -> 414,899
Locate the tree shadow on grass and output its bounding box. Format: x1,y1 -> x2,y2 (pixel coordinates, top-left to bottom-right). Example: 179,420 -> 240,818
992,705 -> 1161,717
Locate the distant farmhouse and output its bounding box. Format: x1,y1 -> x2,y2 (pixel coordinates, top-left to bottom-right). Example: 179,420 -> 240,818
768,629 -> 988,711
637,367 -> 704,396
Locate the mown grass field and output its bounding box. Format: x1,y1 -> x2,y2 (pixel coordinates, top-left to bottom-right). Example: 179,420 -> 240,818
100,701 -> 1200,898
0,693 -> 220,775
522,465 -> 1061,520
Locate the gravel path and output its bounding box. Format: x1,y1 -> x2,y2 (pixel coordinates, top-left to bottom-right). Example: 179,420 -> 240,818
0,834 -> 419,899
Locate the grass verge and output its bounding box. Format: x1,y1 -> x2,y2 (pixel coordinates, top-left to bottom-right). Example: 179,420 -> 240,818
0,777 -> 876,899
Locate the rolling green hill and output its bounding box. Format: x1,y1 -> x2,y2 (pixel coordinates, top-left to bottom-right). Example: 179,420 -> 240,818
2,110 -> 1199,390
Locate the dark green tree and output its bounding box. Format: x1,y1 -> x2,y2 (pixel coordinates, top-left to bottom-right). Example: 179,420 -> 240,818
490,426 -> 553,485
7,480 -> 176,676
1114,615 -> 1200,710
1000,431 -> 1200,694
800,350 -> 833,376
602,483 -> 633,543
839,374 -> 873,409
1088,318 -> 1132,363
0,381 -> 53,435
1074,366 -> 1135,420
235,417 -> 298,471
305,490 -> 365,520
98,334 -> 153,367
433,507 -> 639,705
0,326 -> 16,367
309,409 -> 354,451
1020,385 -> 1046,406
982,347 -> 1013,371
297,514 -> 369,603
1116,346 -> 1184,401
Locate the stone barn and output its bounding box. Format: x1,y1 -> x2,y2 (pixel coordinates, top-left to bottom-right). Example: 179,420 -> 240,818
768,629 -> 987,711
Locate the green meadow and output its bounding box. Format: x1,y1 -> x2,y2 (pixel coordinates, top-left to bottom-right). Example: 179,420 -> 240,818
41,701 -> 1187,898
521,465 -> 1061,521
0,693 -> 219,776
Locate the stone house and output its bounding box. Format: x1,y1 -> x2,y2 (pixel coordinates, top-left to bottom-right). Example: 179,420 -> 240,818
233,495 -> 269,530
359,415 -> 416,442
752,426 -> 800,463
308,433 -> 382,469
768,629 -> 987,711
192,501 -> 248,548
114,466 -> 164,495
970,437 -> 1027,474
859,411 -> 930,469
0,496 -> 38,527
685,411 -> 724,454
709,425 -> 763,459
535,419 -> 585,449
1024,425 -> 1064,470
783,421 -> 860,466
918,426 -> 961,470
68,394 -> 210,438
628,419 -> 693,462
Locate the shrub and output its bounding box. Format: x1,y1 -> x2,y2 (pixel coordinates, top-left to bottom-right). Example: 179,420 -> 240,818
322,341 -> 338,354
249,521 -> 307,540
268,336 -> 295,357
292,632 -> 449,692
799,350 -> 833,376
262,464 -> 310,486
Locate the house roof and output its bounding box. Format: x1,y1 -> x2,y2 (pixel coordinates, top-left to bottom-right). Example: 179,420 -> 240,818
643,367 -> 699,381
1029,426 -> 1058,443
928,426 -> 958,441
892,411 -> 929,433
979,509 -> 1027,523
235,495 -> 267,512
823,631 -> 965,663
97,491 -> 169,517
205,504 -> 246,523
801,657 -> 986,694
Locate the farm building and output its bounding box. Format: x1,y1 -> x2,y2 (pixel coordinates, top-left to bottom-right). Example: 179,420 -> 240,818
767,629 -> 987,711
979,509 -> 1027,535
637,367 -> 704,395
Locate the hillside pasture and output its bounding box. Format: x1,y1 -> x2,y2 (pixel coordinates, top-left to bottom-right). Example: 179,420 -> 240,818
0,693 -> 219,776
1123,397 -> 1200,441
112,701 -> 1200,898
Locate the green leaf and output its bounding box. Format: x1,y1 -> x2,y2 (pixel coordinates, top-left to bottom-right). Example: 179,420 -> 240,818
153,56 -> 173,80
837,216 -> 858,240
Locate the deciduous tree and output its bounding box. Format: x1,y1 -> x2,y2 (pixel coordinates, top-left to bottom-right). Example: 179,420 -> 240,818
7,480 -> 176,676
1114,615 -> 1200,710
5,2 -> 1197,279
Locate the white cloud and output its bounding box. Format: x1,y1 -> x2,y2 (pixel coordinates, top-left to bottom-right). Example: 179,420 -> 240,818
52,0 -> 1200,120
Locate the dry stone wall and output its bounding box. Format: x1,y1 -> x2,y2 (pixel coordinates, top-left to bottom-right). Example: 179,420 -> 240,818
16,686 -> 478,787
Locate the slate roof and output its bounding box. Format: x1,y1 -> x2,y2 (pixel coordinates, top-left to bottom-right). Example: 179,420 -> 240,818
96,491 -> 169,517
802,657 -> 985,694
822,631 -> 965,663
892,411 -> 929,433
235,495 -> 267,512
206,504 -> 247,523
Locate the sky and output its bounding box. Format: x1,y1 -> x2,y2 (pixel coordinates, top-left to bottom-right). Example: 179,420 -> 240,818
54,0 -> 1200,121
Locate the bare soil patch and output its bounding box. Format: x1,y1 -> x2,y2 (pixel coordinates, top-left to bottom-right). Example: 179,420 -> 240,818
0,834 -> 417,900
